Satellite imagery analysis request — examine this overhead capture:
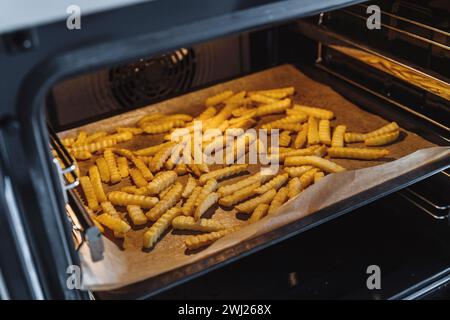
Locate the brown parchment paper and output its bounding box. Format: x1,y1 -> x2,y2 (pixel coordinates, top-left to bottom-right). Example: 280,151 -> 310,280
60,65 -> 450,291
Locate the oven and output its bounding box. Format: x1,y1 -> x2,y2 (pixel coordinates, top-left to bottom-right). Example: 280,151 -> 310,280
0,0 -> 449,300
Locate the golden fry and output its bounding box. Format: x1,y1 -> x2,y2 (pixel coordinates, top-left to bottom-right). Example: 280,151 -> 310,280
199,164 -> 248,185
96,213 -> 131,234
172,216 -> 224,232
117,157 -> 129,178
129,168 -> 148,188
146,170 -> 177,195
287,177 -> 302,200
255,99 -> 291,117
331,125 -> 347,147
365,122 -> 399,138
249,93 -> 278,104
217,172 -> 274,197
100,201 -> 119,217
146,182 -> 183,221
319,120 -> 331,145
279,131 -> 292,147
284,166 -> 314,177
364,131 -> 399,146
71,138 -> 117,154
79,176 -> 99,211
292,105 -> 334,120
88,166 -> 107,203
104,149 -> 121,184
219,182 -> 260,207
95,157 -> 110,183
284,155 -> 345,173
134,142 -> 171,156
268,187 -> 288,215
255,173 -> 288,194
174,163 -> 188,175
149,142 -> 176,172
108,191 -> 158,208
127,205 -> 148,225
235,189 -> 277,214
307,116 -> 320,145
85,131 -> 107,144
182,186 -> 202,216
182,175 -> 197,198
344,132 -> 366,143
194,192 -> 219,220
143,207 -> 181,248
185,227 -> 239,250
71,150 -> 92,160
249,203 -> 269,223
195,179 -> 218,207
137,113 -> 165,127
74,131 -> 87,146
300,168 -> 320,189
327,147 -> 389,160
314,171 -> 325,183
205,90 -> 234,107
293,124 -> 308,149
196,106 -> 217,120
132,156 -> 153,180
112,148 -> 135,160
261,114 -> 308,130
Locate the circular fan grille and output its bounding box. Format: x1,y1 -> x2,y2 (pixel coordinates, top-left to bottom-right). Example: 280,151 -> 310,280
109,48 -> 196,108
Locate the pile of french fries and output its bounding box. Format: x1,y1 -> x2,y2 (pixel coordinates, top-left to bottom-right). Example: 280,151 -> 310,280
58,86 -> 402,251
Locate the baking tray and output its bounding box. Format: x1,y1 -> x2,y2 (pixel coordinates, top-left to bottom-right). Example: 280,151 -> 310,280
58,65 -> 450,296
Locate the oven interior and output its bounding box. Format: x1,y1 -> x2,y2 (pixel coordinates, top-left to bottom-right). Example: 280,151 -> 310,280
45,0 -> 450,299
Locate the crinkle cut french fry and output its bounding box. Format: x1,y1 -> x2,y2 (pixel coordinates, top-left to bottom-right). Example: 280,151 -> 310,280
261,114 -> 308,130
85,131 -> 107,144
255,173 -> 288,195
146,182 -> 183,221
196,106 -> 217,120
143,207 -> 181,248
217,172 -> 273,197
269,123 -> 304,132
88,166 -> 107,203
331,125 -> 347,147
187,163 -> 202,177
137,113 -> 165,127
116,127 -> 143,135
182,175 -> 197,198
74,131 -> 87,146
249,203 -> 269,223
130,168 -> 148,188
279,131 -> 292,147
268,187 -> 288,215
100,201 -> 119,217
235,189 -> 277,214
62,137 -> 75,147
80,176 -> 99,211
364,130 -> 399,146
327,147 -> 389,160
120,186 -> 143,195
194,192 -> 219,220
195,179 -> 218,207
95,157 -> 110,183
149,142 -> 176,173
134,142 -> 170,156
164,114 -> 193,122
199,164 -> 248,185
108,191 -> 158,209
292,105 -> 334,120
71,138 -> 117,154
249,93 -> 278,104
284,155 -> 346,173
293,124 -> 308,149
300,168 -> 320,189
231,106 -> 252,118
225,90 -> 247,104
104,149 -> 121,184
146,170 -> 178,195
319,120 -> 331,145
71,150 -> 92,160
112,148 -> 135,160
219,182 -> 260,207
205,90 -> 234,107
182,186 -> 202,216
287,177 -> 302,200
184,227 -> 239,250
172,216 -> 224,232
284,166 -> 314,177
159,185 -> 172,199
252,87 -> 295,98
98,131 -> 133,144
344,132 -> 365,143
96,213 -> 131,234
314,172 -> 325,183
365,122 -> 399,139
174,163 -> 188,175
138,156 -> 153,165
142,121 -> 179,134
127,205 -> 148,225
117,157 -> 129,178
255,98 -> 291,117
132,156 -> 153,180
307,116 -> 320,145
